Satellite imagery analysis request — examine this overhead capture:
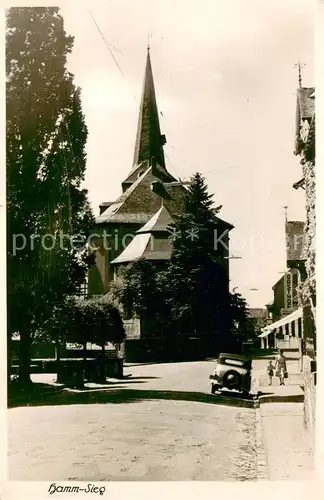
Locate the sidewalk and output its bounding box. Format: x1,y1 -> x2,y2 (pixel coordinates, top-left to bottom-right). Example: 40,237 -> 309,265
253,358 -> 304,402
253,358 -> 315,481
258,402 -> 314,480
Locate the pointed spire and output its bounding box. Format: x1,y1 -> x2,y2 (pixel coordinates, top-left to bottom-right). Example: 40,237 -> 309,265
132,47 -> 166,169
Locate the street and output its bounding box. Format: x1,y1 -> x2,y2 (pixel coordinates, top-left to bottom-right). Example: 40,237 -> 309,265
8,361 -> 259,481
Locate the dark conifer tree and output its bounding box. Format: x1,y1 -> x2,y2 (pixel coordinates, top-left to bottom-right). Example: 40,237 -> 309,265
162,173 -> 231,343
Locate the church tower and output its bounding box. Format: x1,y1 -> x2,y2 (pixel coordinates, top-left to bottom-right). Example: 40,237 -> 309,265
121,46 -> 169,193
89,48 -> 186,294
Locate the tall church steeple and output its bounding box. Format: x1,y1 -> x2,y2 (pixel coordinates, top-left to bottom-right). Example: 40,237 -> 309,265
132,46 -> 166,169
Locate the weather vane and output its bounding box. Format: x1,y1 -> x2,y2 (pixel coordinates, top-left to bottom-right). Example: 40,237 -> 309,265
283,205 -> 288,222
294,61 -> 306,88
147,33 -> 152,50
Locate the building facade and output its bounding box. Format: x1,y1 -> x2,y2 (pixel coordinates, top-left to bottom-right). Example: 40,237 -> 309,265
261,266 -> 303,350
293,84 -> 316,436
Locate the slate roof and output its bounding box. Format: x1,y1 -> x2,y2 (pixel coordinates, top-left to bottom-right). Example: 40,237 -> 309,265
122,162 -> 148,192
272,275 -> 285,291
111,206 -> 173,264
132,47 -> 166,169
137,205 -> 173,233
285,221 -> 306,262
96,48 -> 234,235
96,164 -> 186,225
297,88 -> 315,119
111,233 -> 172,264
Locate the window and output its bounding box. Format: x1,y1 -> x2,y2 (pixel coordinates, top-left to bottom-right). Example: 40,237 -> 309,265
291,321 -> 296,337
285,323 -> 289,337
77,279 -> 88,299
297,317 -> 303,338
224,359 -> 244,367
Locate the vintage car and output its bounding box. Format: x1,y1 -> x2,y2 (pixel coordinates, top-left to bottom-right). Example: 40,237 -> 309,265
209,353 -> 252,397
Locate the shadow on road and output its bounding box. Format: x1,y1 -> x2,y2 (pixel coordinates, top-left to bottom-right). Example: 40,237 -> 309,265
8,383 -> 257,409
123,376 -> 160,380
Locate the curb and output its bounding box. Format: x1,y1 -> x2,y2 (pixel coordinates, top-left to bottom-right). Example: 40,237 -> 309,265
255,407 -> 269,480
258,394 -> 304,404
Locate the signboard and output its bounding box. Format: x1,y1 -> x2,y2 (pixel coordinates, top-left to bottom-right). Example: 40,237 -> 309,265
292,271 -> 299,307
286,273 -> 292,309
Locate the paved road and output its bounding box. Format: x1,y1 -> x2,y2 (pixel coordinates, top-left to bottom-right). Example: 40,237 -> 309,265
8,361 -> 259,481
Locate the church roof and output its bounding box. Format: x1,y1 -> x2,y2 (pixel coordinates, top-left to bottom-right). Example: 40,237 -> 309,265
131,47 -> 166,170
137,205 -> 173,233
110,205 -> 174,264
97,48 -> 234,233
121,162 -> 148,192
96,164 -> 186,225
110,231 -> 172,264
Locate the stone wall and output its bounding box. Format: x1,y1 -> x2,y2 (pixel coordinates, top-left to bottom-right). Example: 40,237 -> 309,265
301,158 -> 316,439
303,355 -> 316,444
302,158 -> 316,302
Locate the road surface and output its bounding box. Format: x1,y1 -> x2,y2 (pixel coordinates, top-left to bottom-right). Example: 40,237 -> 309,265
8,361 -> 259,481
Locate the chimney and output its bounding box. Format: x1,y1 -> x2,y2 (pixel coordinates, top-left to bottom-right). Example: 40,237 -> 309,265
99,202 -> 113,215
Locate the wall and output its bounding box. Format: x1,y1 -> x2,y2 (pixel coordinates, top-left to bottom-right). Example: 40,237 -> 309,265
303,355 -> 316,443
88,223 -> 142,295
272,276 -> 285,320
301,158 -> 316,354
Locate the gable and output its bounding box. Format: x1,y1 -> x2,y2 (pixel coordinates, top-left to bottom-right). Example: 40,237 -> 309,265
96,165 -> 187,225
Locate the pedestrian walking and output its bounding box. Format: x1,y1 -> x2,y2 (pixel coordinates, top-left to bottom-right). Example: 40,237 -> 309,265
274,349 -> 288,385
266,359 -> 275,385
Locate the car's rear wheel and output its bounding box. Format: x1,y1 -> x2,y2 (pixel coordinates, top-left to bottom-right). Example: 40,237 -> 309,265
223,370 -> 241,389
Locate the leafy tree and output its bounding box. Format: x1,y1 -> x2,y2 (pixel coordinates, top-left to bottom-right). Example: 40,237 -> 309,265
161,173 -> 231,341
93,296 -> 126,350
229,292 -> 253,340
112,259 -> 170,338
6,7 -> 94,384
63,297 -> 125,351
48,296 -> 125,382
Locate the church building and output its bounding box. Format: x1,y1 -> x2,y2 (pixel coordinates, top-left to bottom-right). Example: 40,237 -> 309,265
87,48 -> 234,342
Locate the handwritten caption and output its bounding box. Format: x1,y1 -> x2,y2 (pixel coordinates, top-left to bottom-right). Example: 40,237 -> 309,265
48,484 -> 106,496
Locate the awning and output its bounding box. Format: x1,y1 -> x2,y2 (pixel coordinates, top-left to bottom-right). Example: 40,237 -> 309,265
259,307 -> 303,338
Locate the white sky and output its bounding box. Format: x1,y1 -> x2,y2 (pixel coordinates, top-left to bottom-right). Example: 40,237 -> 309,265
61,0 -> 314,308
